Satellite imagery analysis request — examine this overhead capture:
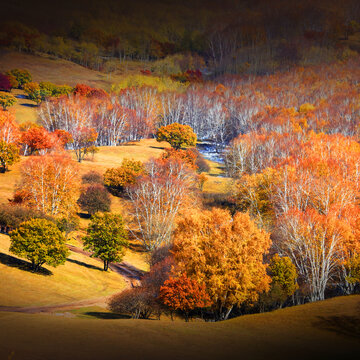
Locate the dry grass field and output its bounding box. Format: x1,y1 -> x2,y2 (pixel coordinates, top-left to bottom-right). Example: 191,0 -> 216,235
0,295 -> 359,360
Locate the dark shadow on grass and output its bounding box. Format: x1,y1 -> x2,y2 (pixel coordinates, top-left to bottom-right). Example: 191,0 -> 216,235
84,312 -> 131,319
313,315 -> 360,339
0,252 -> 52,276
78,212 -> 91,219
20,103 -> 38,108
149,145 -> 166,150
66,258 -> 103,271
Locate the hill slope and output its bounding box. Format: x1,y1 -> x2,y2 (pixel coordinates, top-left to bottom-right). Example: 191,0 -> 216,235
0,295 -> 359,360
0,50 -> 144,90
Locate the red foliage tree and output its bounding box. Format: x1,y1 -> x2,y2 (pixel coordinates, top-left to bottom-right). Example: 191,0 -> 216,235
0,73 -> 12,92
160,274 -> 211,321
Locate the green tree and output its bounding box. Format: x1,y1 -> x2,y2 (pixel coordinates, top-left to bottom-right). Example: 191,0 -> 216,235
83,213 -> 128,271
9,218 -> 68,272
0,140 -> 20,173
156,123 -> 197,150
0,93 -> 17,110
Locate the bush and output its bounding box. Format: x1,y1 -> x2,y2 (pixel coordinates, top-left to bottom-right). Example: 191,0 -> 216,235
108,287 -> 157,319
104,159 -> 144,195
9,218 -> 68,272
0,205 -> 53,234
56,215 -> 80,238
81,170 -> 103,184
0,73 -> 12,91
161,148 -> 197,169
191,149 -> 210,173
6,69 -> 32,89
0,93 -> 16,110
77,184 -> 111,215
24,82 -> 73,103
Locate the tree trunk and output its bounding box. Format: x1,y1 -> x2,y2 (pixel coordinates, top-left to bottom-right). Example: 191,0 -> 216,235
104,260 -> 109,271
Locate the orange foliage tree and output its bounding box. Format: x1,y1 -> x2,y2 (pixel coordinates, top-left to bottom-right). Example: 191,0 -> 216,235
160,274 -> 211,321
15,154 -> 79,216
173,208 -> 271,320
156,122 -> 197,150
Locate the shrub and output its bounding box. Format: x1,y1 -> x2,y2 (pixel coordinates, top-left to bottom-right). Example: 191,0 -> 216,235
0,73 -> 12,91
0,93 -> 17,110
81,170 -> 103,184
6,69 -> 32,89
0,205 -> 52,234
77,184 -> 111,215
24,82 -> 73,103
161,148 -> 197,169
191,149 -> 210,173
108,287 -> 156,319
56,215 -> 80,238
104,159 -> 144,195
9,218 -> 68,272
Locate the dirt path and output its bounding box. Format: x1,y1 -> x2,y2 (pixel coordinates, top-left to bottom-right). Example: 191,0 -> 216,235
67,244 -> 145,287
0,245 -> 145,315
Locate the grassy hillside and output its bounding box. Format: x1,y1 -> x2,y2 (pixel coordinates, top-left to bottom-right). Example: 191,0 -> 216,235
0,51 -> 144,90
0,234 -> 126,307
0,295 -> 359,360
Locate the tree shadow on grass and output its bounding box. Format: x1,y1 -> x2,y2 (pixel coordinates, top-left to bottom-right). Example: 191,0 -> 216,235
84,312 -> 131,319
313,315 -> 360,339
149,145 -> 166,150
66,258 -> 103,271
20,103 -> 38,108
0,252 -> 52,276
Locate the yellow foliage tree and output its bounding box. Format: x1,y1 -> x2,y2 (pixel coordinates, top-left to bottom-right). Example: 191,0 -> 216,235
173,208 -> 271,320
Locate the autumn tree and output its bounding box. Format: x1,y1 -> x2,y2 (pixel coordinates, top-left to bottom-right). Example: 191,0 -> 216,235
173,208 -> 271,320
16,154 -> 79,216
77,184 -> 111,215
0,110 -> 20,144
127,158 -> 195,251
5,69 -> 32,89
83,213 -> 128,271
160,274 -> 211,321
21,127 -> 57,155
0,73 -> 12,92
104,159 -> 144,195
156,123 -> 197,150
9,218 -> 68,272
267,254 -> 298,308
72,127 -> 98,162
0,140 -> 20,173
0,93 -> 16,110
161,148 -> 197,170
